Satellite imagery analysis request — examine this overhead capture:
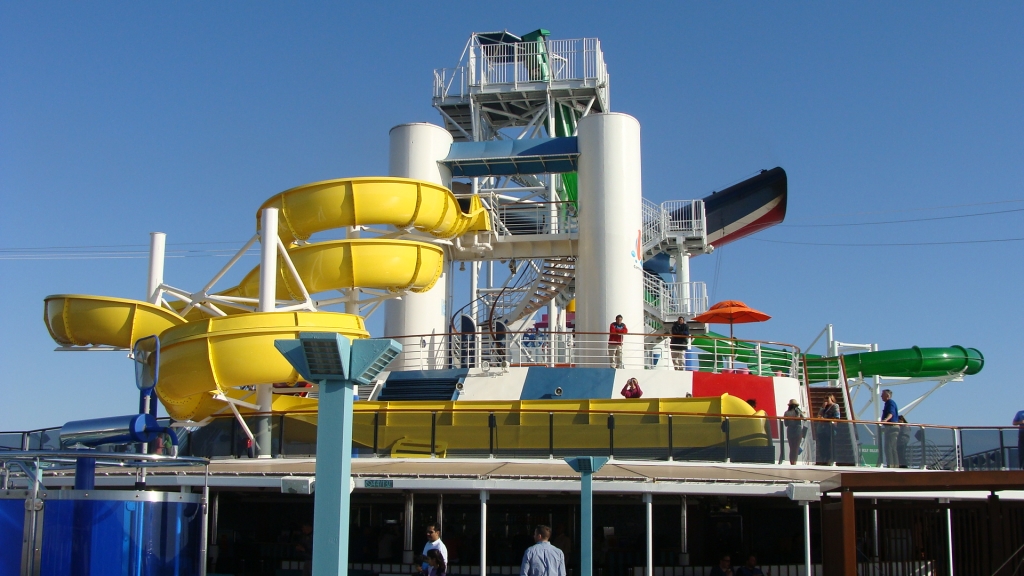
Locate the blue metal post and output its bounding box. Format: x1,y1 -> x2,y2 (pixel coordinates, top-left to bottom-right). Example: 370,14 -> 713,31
276,334 -> 401,576
312,377 -> 355,576
581,469 -> 594,576
74,457 -> 95,490
566,456 -> 608,576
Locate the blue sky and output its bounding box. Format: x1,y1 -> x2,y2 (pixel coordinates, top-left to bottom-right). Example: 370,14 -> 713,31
1,2 -> 1022,430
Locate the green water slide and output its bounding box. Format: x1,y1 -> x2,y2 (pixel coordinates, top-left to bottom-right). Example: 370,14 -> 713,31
687,332 -> 799,375
555,104 -> 579,206
805,346 -> 984,382
520,28 -> 581,207
687,333 -> 984,381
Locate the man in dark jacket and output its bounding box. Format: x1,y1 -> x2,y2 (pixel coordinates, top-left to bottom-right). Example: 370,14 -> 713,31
669,317 -> 691,370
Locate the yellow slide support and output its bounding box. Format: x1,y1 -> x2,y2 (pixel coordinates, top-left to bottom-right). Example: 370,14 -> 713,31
43,176 -> 489,422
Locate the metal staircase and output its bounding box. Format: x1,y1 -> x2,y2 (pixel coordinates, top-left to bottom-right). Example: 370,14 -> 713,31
489,257 -> 576,325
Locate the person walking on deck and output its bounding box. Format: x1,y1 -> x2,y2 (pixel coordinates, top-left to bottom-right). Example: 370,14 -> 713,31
419,523 -> 447,575
608,315 -> 628,368
520,525 -> 566,576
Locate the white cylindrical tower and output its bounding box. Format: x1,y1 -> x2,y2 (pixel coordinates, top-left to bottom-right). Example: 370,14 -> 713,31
385,123 -> 453,369
576,113 -> 644,369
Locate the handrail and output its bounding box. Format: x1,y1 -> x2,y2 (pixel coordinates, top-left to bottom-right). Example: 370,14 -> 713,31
2,416 -> 1014,437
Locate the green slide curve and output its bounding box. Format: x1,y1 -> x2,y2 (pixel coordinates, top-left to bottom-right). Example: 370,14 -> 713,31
687,332 -> 984,382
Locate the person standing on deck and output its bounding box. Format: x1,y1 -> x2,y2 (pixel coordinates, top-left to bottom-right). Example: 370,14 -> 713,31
783,399 -> 805,465
816,395 -> 841,465
608,315 -> 628,368
520,525 -> 566,576
1014,410 -> 1024,469
669,317 -> 691,370
880,389 -> 899,468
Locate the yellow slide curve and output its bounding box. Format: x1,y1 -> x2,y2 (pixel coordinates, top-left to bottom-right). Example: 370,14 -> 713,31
43,177 -> 490,421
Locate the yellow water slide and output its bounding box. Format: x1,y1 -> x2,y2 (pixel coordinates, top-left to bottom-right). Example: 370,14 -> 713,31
42,177 -> 490,421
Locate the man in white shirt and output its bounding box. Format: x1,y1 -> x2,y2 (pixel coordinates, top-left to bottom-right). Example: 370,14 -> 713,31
421,523 -> 448,573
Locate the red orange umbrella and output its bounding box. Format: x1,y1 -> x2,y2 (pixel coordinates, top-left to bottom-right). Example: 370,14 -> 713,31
692,300 -> 771,338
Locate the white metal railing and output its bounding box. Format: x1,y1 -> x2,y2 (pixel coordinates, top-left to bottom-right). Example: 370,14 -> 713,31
641,198 -> 668,250
387,331 -> 802,376
433,67 -> 467,100
641,199 -> 708,253
644,276 -> 709,319
493,201 -> 578,237
661,199 -> 706,238
434,38 -> 608,99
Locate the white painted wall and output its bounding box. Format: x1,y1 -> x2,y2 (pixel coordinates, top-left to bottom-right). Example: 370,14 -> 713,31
385,123 -> 453,369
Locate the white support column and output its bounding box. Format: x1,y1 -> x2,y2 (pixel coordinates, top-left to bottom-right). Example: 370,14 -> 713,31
258,208 -> 279,314
386,123 -> 453,370
256,208 -> 278,458
680,496 -> 689,566
147,232 -> 166,305
403,492 -> 415,564
577,113 -> 644,368
677,252 -> 690,315
479,490 -> 489,576
945,502 -> 955,575
470,262 -> 479,323
345,225 -> 360,315
437,493 -> 444,531
644,493 -> 653,576
803,502 -> 812,576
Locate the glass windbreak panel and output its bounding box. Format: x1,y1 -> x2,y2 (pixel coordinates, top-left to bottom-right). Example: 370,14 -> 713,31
670,413 -> 727,462
376,411 -> 434,458
917,426 -> 958,471
39,498 -> 203,575
551,411 -> 607,458
281,414 -> 318,457
961,428 -> 1005,471
28,428 -> 60,451
728,414 -> 774,464
612,411 -> 667,461
0,432 -> 23,450
804,418 -> 859,466
1004,428 -> 1021,470
187,418 -> 235,459
0,498 -> 25,574
494,410 -> 548,459
435,410 -> 492,458
349,411 -> 376,458
854,423 -> 881,467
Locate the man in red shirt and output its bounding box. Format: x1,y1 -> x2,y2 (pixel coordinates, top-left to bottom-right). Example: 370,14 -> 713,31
608,315 -> 627,368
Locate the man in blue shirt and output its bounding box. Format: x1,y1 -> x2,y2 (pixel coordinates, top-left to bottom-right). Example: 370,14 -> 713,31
1013,410 -> 1024,469
880,389 -> 899,468
520,525 -> 566,576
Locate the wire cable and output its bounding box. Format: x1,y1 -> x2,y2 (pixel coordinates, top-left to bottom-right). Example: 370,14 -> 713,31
755,237 -> 1024,247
